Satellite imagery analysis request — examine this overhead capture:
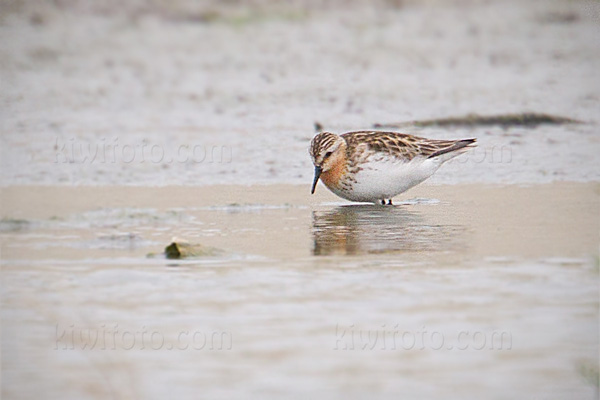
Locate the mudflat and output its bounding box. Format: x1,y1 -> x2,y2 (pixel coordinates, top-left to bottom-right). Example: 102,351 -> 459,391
1,183 -> 598,398
1,182 -> 598,258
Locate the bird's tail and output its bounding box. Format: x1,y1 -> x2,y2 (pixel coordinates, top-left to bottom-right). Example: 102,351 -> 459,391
428,138 -> 477,162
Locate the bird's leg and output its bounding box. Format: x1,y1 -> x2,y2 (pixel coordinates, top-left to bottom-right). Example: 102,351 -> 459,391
387,199 -> 393,206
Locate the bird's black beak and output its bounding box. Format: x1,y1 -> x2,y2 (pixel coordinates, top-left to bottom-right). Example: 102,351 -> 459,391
311,166 -> 322,194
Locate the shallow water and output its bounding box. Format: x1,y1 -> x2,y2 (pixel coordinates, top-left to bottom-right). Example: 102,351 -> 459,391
1,183 -> 598,399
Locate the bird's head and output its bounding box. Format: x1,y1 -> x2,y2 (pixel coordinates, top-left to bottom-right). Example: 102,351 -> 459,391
309,132 -> 346,194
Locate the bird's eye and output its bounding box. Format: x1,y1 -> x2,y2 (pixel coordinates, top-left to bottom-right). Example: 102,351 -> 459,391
324,151 -> 333,158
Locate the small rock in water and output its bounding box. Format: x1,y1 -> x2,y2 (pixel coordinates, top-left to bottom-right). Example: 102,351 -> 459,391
164,240 -> 221,259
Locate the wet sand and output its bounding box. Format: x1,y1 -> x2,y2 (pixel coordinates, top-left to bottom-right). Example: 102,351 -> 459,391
2,0 -> 599,187
1,182 -> 598,258
1,183 -> 599,399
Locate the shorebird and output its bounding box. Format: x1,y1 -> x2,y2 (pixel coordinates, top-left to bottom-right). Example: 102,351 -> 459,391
309,131 -> 476,205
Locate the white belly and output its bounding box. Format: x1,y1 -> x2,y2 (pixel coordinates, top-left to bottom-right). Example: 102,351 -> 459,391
336,156 -> 442,203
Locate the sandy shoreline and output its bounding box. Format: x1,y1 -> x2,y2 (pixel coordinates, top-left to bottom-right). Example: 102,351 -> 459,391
2,182 -> 598,260
1,181 -> 598,399
2,0 -> 599,186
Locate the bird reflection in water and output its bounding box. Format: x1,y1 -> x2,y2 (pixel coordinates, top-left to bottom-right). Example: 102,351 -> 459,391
312,205 -> 464,256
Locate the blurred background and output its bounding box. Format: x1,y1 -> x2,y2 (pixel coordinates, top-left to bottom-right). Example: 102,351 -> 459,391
1,0 -> 599,186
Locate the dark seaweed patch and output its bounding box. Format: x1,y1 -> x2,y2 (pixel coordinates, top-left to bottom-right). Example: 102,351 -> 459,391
373,113 -> 581,129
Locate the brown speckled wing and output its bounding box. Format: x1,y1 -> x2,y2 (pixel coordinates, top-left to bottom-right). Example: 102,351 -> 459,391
341,131 -> 475,161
